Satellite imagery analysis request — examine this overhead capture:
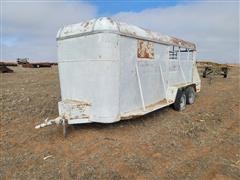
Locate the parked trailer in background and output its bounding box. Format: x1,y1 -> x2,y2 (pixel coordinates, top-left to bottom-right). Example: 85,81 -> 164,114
201,62 -> 229,78
16,58 -> 57,68
22,62 -> 52,68
0,62 -> 16,73
0,62 -> 18,66
36,17 -> 201,137
0,66 -> 14,73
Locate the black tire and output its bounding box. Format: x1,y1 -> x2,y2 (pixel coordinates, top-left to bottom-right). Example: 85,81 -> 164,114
223,72 -> 227,78
203,70 -> 206,78
173,90 -> 186,111
222,68 -> 228,78
185,86 -> 196,104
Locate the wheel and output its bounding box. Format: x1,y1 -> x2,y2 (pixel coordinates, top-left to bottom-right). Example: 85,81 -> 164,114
185,86 -> 196,104
203,67 -> 208,78
222,68 -> 228,78
173,90 -> 186,111
223,71 -> 228,78
203,70 -> 206,78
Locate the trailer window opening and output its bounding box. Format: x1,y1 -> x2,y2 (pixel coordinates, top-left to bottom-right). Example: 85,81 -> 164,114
169,47 -> 193,62
169,46 -> 178,60
178,48 -> 193,61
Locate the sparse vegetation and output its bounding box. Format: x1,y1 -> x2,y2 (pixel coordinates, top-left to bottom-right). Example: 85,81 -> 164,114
0,65 -> 239,179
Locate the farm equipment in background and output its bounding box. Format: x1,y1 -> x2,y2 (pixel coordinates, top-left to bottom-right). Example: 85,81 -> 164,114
22,62 -> 52,68
203,66 -> 228,78
0,66 -> 14,73
197,61 -> 229,78
17,58 -> 29,65
17,58 -> 57,68
0,62 -> 17,73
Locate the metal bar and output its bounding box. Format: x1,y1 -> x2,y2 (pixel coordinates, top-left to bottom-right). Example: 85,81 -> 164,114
159,63 -> 167,98
135,64 -> 146,111
188,49 -> 194,82
178,47 -> 187,84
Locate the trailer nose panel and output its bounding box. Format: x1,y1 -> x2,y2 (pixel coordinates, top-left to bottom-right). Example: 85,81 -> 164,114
57,33 -> 120,123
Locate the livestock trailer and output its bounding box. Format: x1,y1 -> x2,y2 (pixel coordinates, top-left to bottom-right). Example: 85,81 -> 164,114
36,17 -> 201,136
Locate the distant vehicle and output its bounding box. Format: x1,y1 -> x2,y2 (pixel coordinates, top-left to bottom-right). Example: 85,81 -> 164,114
17,58 -> 55,68
36,17 -> 201,137
17,58 -> 29,64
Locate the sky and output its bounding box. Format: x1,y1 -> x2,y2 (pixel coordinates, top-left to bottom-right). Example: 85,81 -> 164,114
1,0 -> 239,63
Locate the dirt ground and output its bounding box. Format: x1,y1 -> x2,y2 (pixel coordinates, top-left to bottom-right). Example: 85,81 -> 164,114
1,65 -> 240,179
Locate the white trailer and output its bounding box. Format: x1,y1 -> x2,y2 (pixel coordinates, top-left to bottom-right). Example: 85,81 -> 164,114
36,17 -> 201,136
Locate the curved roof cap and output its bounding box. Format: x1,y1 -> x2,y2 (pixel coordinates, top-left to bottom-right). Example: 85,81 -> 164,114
57,17 -> 196,50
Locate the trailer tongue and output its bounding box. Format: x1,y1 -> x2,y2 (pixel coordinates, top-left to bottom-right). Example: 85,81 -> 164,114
35,117 -> 64,129
35,117 -> 68,137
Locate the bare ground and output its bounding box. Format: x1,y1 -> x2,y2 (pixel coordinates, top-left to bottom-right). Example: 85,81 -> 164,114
0,66 -> 240,179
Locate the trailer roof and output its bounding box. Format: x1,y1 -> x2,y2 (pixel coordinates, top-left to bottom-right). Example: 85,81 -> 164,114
57,17 -> 196,50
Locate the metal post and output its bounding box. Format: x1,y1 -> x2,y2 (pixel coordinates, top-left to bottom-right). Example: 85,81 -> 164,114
159,63 -> 167,98
178,47 -> 187,84
135,64 -> 146,111
192,50 -> 197,82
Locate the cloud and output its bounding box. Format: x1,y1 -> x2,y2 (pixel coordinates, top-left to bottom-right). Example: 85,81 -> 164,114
2,1 -> 97,61
2,1 -> 239,63
112,1 -> 239,63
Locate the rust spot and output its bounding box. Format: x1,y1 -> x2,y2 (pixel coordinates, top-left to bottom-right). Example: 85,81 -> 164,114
170,36 -> 196,50
146,98 -> 168,109
121,114 -> 141,120
64,99 -> 91,106
137,40 -> 154,59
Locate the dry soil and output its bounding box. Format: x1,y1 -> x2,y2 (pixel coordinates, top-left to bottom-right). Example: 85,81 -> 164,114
0,66 -> 240,179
